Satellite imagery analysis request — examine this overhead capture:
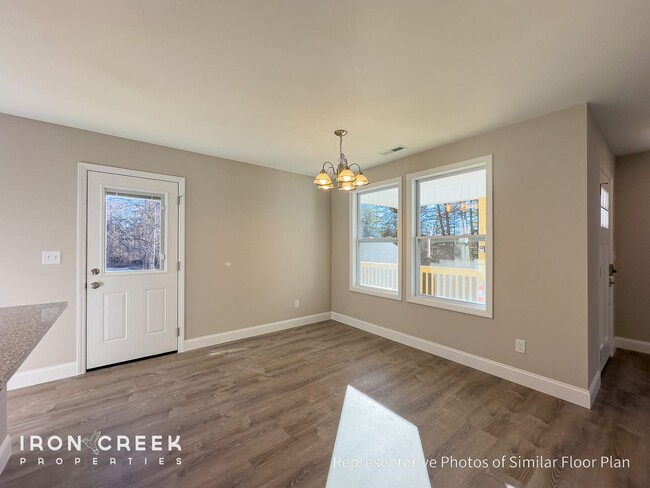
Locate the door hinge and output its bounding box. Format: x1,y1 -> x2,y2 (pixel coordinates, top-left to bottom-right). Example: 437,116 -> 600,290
177,195 -> 182,205
177,261 -> 181,271
177,327 -> 180,337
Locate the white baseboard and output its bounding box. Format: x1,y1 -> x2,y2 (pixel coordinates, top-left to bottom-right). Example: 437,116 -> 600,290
0,435 -> 11,476
331,312 -> 593,409
6,313 -> 603,409
589,371 -> 601,407
615,336 -> 650,355
184,312 -> 332,351
7,362 -> 78,391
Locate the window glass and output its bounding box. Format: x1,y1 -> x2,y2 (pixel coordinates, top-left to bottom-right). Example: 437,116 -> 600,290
600,187 -> 609,229
359,188 -> 398,238
359,241 -> 399,291
105,192 -> 164,272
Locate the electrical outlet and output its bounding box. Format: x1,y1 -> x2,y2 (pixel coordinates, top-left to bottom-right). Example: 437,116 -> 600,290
515,339 -> 526,354
42,251 -> 61,265
294,299 -> 300,309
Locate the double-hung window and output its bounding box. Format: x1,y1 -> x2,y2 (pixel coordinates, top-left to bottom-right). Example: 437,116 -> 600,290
407,156 -> 492,317
350,177 -> 401,300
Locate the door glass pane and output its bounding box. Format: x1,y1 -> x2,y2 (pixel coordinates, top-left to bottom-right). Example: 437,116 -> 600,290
105,192 -> 164,272
358,241 -> 399,292
359,188 -> 398,238
417,237 -> 486,306
600,187 -> 609,229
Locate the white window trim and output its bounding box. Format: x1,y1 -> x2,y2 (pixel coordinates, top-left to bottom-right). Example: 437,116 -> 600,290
405,155 -> 493,318
349,176 -> 402,301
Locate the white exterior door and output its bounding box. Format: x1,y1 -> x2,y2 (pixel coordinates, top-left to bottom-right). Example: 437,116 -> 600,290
86,171 -> 180,369
598,178 -> 614,371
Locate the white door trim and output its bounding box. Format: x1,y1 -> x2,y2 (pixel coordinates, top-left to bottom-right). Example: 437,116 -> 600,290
77,162 -> 186,374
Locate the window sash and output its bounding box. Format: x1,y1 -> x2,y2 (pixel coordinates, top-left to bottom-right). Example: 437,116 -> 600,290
415,168 -> 485,237
356,240 -> 399,292
357,192 -> 399,239
350,179 -> 401,299
357,237 -> 399,243
415,235 -> 485,243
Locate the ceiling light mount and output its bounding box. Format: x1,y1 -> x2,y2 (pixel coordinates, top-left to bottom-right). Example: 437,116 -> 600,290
313,129 -> 369,191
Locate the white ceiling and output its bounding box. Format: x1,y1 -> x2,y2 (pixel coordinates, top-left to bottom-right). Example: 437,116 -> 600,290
2,1 -> 650,175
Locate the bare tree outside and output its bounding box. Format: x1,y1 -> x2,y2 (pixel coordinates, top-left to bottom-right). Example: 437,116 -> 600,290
105,194 -> 163,271
419,199 -> 481,267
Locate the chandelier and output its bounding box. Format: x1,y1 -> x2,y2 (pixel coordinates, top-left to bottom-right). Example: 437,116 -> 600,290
313,129 -> 369,191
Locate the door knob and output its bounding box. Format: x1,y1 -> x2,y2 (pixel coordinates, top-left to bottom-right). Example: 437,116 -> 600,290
90,282 -> 101,289
91,268 -> 100,275
609,264 -> 617,277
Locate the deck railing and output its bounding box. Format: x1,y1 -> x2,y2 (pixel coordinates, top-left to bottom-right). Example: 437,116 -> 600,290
359,261 -> 399,291
419,265 -> 484,304
359,261 -> 484,303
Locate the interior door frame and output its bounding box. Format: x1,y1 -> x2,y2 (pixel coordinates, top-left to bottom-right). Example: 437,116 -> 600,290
77,162 -> 186,374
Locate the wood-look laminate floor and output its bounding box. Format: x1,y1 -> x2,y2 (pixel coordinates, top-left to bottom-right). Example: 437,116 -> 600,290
1,320 -> 648,488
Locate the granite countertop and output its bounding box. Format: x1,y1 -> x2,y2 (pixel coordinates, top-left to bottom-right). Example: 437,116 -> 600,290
0,302 -> 67,390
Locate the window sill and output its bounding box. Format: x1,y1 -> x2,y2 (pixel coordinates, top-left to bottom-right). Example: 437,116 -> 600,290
350,285 -> 402,301
406,295 -> 492,318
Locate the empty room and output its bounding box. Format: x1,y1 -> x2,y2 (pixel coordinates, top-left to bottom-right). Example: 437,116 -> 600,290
1,1 -> 649,487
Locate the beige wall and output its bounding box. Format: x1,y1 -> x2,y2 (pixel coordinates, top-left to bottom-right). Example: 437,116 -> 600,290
614,150 -> 650,343
0,113 -> 331,371
332,105 -> 591,388
1,105 -> 613,390
587,110 -> 615,382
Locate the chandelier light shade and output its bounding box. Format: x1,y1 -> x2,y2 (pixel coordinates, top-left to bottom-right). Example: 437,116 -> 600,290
337,168 -> 356,182
313,129 -> 369,191
313,170 -> 332,186
354,172 -> 369,186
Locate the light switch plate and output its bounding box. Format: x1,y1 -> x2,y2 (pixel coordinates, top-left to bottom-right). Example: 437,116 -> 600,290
42,251 -> 61,265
